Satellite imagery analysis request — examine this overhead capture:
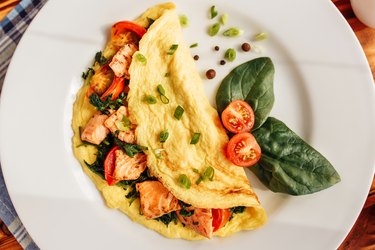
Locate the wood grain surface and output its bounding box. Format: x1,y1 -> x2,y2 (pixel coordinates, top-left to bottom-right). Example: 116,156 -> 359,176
0,0 -> 374,249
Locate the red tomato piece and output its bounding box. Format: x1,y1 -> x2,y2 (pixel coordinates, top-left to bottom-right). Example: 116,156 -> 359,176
226,132 -> 261,167
101,76 -> 125,100
212,208 -> 232,232
112,21 -> 147,39
221,100 -> 255,133
104,146 -> 120,186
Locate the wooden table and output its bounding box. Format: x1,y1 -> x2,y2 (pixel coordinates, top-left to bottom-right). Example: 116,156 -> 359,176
0,0 -> 374,249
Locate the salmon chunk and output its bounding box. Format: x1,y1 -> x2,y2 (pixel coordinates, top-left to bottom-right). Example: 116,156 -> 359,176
109,43 -> 138,79
104,106 -> 136,144
114,150 -> 147,180
81,112 -> 110,145
136,181 -> 181,219
177,207 -> 213,239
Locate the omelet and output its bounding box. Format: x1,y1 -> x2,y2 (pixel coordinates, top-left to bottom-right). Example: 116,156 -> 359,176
72,2 -> 266,240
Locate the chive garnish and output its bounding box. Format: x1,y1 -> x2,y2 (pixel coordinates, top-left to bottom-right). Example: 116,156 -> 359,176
190,133 -> 201,144
190,43 -> 198,48
220,14 -> 228,25
160,95 -> 169,104
136,53 -> 147,65
179,15 -> 189,27
210,5 -> 218,19
224,48 -> 236,62
160,129 -> 169,143
174,105 -> 184,120
223,27 -> 243,37
203,166 -> 214,181
157,84 -> 166,95
167,44 -> 179,55
255,32 -> 268,41
144,95 -> 157,104
208,23 -> 221,36
164,72 -> 170,77
178,174 -> 191,189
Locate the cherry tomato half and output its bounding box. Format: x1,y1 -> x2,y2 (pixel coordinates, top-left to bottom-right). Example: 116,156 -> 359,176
101,76 -> 125,100
104,146 -> 120,186
221,100 -> 255,134
226,132 -> 261,167
212,209 -> 232,232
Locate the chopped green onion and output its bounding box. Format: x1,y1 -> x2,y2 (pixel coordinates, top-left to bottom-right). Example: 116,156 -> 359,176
160,94 -> 169,104
208,23 -> 221,36
153,148 -> 165,159
135,53 -> 147,65
255,32 -> 268,41
164,72 -> 170,77
115,116 -> 131,131
195,176 -> 203,185
210,5 -> 218,19
190,43 -> 198,48
220,14 -> 228,25
192,168 -> 200,174
190,133 -> 201,144
203,166 -> 214,181
157,84 -> 166,95
144,95 -> 157,104
179,15 -> 189,27
224,48 -> 236,62
223,27 -> 243,37
178,174 -> 191,189
167,44 -> 179,55
147,17 -> 155,26
95,51 -> 108,65
159,129 -> 169,143
174,105 -> 184,120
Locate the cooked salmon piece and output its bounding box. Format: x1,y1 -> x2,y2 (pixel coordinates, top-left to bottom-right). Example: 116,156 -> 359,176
177,207 -> 213,239
104,106 -> 136,144
81,112 -> 110,145
136,181 -> 181,219
109,43 -> 138,79
113,150 -> 147,180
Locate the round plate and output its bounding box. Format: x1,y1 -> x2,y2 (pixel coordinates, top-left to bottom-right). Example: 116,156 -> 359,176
1,0 -> 374,249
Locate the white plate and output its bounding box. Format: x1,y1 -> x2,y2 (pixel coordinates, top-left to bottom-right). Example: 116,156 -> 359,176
1,0 -> 374,249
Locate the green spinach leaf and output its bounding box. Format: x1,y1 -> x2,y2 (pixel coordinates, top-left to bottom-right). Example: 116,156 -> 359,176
216,57 -> 275,129
251,117 -> 341,195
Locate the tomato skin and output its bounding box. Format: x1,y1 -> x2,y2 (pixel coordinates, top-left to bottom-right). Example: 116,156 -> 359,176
212,209 -> 232,232
112,21 -> 147,39
226,132 -> 261,167
221,100 -> 255,134
104,146 -> 120,186
101,76 -> 125,100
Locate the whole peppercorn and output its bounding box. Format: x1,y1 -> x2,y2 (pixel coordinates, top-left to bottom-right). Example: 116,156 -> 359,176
241,42 -> 251,52
193,55 -> 199,60
220,60 -> 226,65
206,69 -> 216,79
214,46 -> 220,51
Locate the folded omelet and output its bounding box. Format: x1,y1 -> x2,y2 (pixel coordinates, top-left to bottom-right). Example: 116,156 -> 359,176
72,2 -> 266,240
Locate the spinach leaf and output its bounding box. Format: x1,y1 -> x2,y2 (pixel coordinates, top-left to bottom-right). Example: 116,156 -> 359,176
84,136 -> 113,179
216,57 -> 275,129
89,92 -> 127,115
114,137 -> 147,157
251,117 -> 341,195
154,212 -> 178,226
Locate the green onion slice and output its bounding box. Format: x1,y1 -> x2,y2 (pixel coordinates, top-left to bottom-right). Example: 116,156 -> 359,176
159,129 -> 169,143
203,166 -> 215,181
174,105 -> 184,120
190,133 -> 201,144
255,32 -> 268,41
210,5 -> 218,19
136,53 -> 147,65
178,174 -> 191,189
160,94 -> 169,104
220,14 -> 228,25
167,44 -> 179,55
224,48 -> 236,62
157,84 -> 166,95
144,95 -> 157,104
208,23 -> 221,36
179,15 -> 189,27
189,43 -> 198,48
223,27 -> 243,37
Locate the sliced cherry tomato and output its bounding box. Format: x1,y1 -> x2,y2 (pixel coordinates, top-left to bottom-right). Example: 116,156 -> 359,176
86,86 -> 95,99
221,100 -> 255,133
226,132 -> 261,167
112,21 -> 147,39
212,208 -> 232,232
104,146 -> 120,186
90,64 -> 114,95
101,76 -> 125,100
